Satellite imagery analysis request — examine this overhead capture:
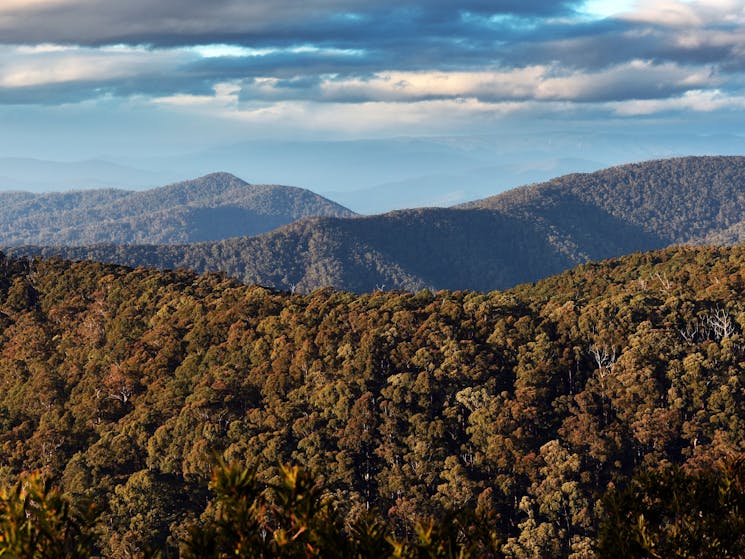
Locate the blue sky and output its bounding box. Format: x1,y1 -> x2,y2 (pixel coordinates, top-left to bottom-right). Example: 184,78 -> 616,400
1,0 -> 745,201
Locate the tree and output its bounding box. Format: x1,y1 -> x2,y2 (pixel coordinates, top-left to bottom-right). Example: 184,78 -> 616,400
0,472 -> 96,559
598,456 -> 745,559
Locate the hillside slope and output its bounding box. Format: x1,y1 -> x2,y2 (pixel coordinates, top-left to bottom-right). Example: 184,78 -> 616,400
463,155 -> 745,244
0,246 -> 744,555
9,156 -> 745,293
0,172 -> 355,245
12,203 -> 660,293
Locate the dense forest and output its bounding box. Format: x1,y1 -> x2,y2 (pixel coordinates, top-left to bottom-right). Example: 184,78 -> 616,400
0,172 -> 354,245
11,208 -> 581,293
465,155 -> 745,244
0,245 -> 744,556
11,156 -> 745,293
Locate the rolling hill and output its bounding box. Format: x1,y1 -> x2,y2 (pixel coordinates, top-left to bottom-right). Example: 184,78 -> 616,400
8,156 -> 745,293
462,155 -> 745,244
12,205 -> 657,293
0,172 -> 355,245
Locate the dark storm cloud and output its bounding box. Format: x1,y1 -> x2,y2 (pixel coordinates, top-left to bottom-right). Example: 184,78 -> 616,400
182,51 -> 383,81
0,0 -> 579,46
1,0 -> 744,110
507,18 -> 743,71
0,75 -> 216,105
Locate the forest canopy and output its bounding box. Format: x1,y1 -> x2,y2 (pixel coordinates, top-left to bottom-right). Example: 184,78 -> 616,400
0,245 -> 743,556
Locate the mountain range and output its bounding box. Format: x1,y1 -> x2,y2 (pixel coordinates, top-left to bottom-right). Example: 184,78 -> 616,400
0,172 -> 354,245
6,155 -> 745,293
3,153 -> 745,555
10,131 -> 745,213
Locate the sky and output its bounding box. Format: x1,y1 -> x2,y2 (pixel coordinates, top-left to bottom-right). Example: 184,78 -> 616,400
2,0 -> 745,202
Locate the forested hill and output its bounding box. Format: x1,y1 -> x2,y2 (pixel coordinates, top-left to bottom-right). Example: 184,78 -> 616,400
14,205 -> 657,293
0,172 -> 355,245
8,156 -> 745,293
1,246 -> 745,556
463,155 -> 745,243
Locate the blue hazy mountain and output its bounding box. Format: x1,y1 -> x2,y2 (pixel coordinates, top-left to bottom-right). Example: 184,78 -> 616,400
12,156 -> 745,294
0,172 -> 354,245
5,132 -> 745,213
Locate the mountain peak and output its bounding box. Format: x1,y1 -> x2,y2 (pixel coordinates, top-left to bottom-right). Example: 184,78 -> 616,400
0,173 -> 354,246
9,156 -> 745,294
154,172 -> 250,199
198,171 -> 245,181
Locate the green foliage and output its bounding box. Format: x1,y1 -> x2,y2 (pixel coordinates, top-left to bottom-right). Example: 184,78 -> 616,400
0,472 -> 95,558
0,463 -> 498,559
182,462 -> 499,559
598,456 -> 745,559
1,246 -> 745,555
182,462 -> 343,558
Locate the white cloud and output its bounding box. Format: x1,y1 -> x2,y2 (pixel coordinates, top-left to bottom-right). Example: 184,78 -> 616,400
0,0 -> 73,10
0,36 -> 729,127
621,0 -> 745,27
535,60 -> 716,101
153,82 -> 241,107
316,67 -> 547,102
150,80 -> 558,136
189,45 -> 275,58
247,61 -> 718,103
141,56 -> 737,136
0,44 -> 185,88
224,98 -> 550,136
609,88 -> 745,114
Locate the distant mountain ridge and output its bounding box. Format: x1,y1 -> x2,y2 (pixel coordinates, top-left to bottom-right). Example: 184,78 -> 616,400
8,156 -> 745,293
0,172 -> 355,245
0,156 -> 171,191
463,155 -> 745,243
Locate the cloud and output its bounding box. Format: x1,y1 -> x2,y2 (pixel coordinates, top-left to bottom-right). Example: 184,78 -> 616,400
0,0 -> 744,134
608,88 -> 745,115
620,0 -> 745,27
0,44 -> 210,103
534,60 -> 717,102
229,60 -> 716,104
0,45 -> 178,89
0,0 -> 580,46
152,85 -> 554,137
